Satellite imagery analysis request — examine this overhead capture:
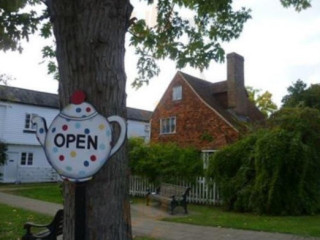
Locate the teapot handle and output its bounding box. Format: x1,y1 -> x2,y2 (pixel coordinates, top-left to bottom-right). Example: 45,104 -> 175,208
107,115 -> 127,157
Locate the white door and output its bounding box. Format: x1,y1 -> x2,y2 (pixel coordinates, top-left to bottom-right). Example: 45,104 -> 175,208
5,152 -> 19,183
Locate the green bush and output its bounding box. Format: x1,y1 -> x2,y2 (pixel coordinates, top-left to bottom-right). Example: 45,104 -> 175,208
0,141 -> 7,166
129,138 -> 203,184
208,108 -> 320,215
207,131 -> 261,212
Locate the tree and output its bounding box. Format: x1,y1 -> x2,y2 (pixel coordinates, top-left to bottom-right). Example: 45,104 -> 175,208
281,79 -> 307,107
282,80 -> 320,109
246,86 -> 277,117
208,107 -> 320,215
0,0 -> 312,238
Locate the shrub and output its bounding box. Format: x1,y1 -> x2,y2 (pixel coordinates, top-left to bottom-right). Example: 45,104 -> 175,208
208,108 -> 320,215
128,138 -> 203,184
0,141 -> 7,166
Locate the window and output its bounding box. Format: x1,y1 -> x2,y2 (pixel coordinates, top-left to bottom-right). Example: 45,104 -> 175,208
172,85 -> 182,101
202,150 -> 216,169
24,113 -> 36,131
20,152 -> 33,166
160,117 -> 176,134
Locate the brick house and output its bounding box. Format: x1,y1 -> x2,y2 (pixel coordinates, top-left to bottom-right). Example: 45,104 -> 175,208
150,53 -> 264,155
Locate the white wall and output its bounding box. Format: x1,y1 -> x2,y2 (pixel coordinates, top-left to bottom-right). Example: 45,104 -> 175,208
0,105 -> 7,141
127,119 -> 150,142
0,101 -> 58,145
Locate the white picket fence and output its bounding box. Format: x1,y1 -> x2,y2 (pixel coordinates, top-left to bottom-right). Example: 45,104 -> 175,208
129,175 -> 221,205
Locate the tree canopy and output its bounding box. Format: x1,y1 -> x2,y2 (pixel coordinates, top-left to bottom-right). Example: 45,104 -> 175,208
0,0 -> 313,87
246,86 -> 278,117
282,79 -> 320,109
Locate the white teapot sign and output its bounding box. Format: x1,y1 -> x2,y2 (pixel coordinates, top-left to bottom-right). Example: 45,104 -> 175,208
32,91 -> 126,182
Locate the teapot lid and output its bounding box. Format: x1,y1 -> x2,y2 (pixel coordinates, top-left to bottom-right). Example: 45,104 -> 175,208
60,91 -> 97,119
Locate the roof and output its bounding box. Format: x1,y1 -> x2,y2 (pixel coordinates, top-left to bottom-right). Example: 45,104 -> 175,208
0,85 -> 152,122
178,71 -> 264,127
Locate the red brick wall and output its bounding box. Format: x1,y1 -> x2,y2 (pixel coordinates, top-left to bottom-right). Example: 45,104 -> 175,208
150,73 -> 239,150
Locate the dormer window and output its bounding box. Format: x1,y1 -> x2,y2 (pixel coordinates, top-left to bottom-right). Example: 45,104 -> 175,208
172,85 -> 182,101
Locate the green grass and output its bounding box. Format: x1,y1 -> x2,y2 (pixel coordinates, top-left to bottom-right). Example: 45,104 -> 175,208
164,204 -> 320,238
0,203 -> 52,240
0,182 -> 63,204
0,203 -> 159,240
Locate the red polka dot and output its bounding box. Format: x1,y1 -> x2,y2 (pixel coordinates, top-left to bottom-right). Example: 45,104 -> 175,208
59,155 -> 65,161
62,125 -> 68,131
90,155 -> 97,161
86,107 -> 91,113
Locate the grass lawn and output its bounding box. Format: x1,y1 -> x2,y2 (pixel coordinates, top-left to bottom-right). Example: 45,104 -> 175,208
0,182 -> 63,204
0,203 -> 159,240
164,204 -> 320,238
1,183 -> 320,238
0,203 -> 52,240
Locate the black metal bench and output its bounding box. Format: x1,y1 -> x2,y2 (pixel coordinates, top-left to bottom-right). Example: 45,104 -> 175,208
22,209 -> 63,240
146,183 -> 191,214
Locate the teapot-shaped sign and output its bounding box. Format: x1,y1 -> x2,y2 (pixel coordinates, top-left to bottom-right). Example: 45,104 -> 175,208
32,91 -> 126,182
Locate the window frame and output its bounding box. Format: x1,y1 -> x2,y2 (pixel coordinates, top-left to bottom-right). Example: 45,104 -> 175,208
160,117 -> 176,134
172,85 -> 182,101
20,152 -> 34,166
24,113 -> 36,133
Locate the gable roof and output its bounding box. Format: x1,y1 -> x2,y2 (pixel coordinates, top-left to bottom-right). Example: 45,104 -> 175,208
0,86 -> 152,122
178,71 -> 264,128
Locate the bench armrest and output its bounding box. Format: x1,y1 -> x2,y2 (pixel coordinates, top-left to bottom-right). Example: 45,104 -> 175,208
24,222 -> 50,229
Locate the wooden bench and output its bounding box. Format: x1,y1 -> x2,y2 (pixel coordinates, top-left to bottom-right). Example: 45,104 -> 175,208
22,209 -> 63,240
146,183 -> 191,214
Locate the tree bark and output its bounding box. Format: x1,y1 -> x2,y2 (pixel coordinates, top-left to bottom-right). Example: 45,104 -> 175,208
48,0 -> 133,239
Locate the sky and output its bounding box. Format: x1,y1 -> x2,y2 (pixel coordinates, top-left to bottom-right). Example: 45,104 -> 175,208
0,0 -> 319,111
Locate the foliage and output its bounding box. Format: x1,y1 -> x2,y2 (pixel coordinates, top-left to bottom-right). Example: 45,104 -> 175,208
0,141 -> 8,166
280,0 -> 312,11
208,107 -> 320,215
282,80 -> 320,109
207,131 -> 261,212
129,0 -> 251,87
128,138 -> 203,184
246,86 -> 277,117
0,0 -> 313,86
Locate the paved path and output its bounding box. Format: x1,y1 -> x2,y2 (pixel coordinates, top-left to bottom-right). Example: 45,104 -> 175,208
0,191 -> 318,240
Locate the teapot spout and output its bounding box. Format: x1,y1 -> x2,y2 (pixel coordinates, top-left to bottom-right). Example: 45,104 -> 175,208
31,115 -> 48,147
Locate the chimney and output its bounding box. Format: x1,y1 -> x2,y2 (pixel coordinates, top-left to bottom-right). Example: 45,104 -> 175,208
227,52 -> 248,116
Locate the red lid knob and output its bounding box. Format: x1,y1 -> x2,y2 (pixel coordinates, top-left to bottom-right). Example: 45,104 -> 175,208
71,90 -> 86,104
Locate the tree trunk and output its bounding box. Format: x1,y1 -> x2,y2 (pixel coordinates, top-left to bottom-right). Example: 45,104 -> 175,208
48,0 -> 133,239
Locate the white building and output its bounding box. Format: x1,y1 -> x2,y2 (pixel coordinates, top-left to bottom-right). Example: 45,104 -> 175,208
0,86 -> 152,183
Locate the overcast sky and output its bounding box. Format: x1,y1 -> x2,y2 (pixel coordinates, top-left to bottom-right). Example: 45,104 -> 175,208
1,0 -> 319,111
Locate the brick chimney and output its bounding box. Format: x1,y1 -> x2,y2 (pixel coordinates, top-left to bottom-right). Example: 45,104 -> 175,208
227,52 -> 248,116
